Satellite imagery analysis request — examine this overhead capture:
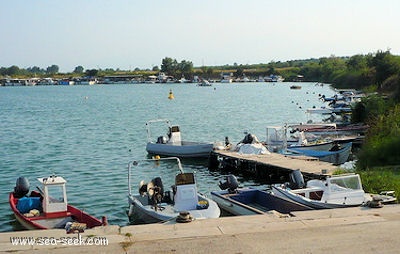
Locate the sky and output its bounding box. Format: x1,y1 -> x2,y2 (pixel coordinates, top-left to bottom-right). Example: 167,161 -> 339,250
1,0 -> 399,72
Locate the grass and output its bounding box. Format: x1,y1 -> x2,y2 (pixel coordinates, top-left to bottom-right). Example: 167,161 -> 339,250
357,168 -> 400,200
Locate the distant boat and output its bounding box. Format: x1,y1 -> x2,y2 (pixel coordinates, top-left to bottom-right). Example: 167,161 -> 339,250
290,123 -> 369,136
197,80 -> 212,86
3,79 -> 36,86
9,175 -> 105,230
290,85 -> 301,89
58,79 -> 75,85
220,73 -> 233,83
145,119 -> 215,158
37,78 -> 55,86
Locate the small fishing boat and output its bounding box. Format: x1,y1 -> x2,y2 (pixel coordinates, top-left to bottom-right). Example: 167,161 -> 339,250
272,172 -> 396,209
211,175 -> 313,216
287,142 -> 352,165
197,80 -> 212,86
9,175 -> 105,231
145,119 -> 215,158
127,157 -> 220,224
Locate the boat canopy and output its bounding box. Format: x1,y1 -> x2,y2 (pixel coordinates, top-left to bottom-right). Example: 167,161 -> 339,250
37,175 -> 68,214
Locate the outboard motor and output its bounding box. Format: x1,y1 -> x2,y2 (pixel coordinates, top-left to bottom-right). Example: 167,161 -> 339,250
149,177 -> 164,205
289,169 -> 305,189
219,174 -> 239,193
329,143 -> 341,151
241,133 -> 254,144
14,176 -> 30,198
157,136 -> 167,144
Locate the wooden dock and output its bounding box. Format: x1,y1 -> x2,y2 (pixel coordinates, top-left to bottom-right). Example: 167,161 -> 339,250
209,150 -> 338,183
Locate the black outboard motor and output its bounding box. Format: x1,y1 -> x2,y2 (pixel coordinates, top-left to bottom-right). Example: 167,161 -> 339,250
150,177 -> 164,204
241,133 -> 254,144
14,177 -> 30,198
289,169 -> 305,189
219,174 -> 239,193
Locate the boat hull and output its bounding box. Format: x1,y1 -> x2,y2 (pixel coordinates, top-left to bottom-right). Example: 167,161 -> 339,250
146,142 -> 214,158
271,186 -> 361,209
128,193 -> 220,224
288,141 -> 334,151
9,192 -> 103,230
211,188 -> 313,216
288,142 -> 352,165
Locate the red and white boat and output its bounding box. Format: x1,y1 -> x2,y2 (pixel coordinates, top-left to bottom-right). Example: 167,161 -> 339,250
9,175 -> 106,230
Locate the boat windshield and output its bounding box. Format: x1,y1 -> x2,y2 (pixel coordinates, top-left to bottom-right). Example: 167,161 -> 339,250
329,175 -> 362,192
175,173 -> 195,185
47,185 -> 65,203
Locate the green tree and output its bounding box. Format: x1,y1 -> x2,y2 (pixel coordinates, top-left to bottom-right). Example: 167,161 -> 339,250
27,66 -> 44,74
6,65 -> 21,76
73,66 -> 84,74
368,50 -> 400,85
206,67 -> 214,79
177,60 -> 193,77
46,65 -> 59,74
85,69 -> 98,77
235,65 -> 244,77
346,54 -> 367,71
161,57 -> 178,76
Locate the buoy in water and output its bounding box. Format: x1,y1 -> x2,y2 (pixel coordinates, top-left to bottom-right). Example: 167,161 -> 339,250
168,89 -> 174,100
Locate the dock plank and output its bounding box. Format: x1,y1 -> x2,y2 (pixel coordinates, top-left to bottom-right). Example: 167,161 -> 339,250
212,150 -> 337,175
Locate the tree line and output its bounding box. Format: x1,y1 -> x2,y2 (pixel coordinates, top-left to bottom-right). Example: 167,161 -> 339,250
2,50 -> 399,90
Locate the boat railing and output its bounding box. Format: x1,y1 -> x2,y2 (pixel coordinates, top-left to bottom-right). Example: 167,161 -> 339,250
145,119 -> 171,142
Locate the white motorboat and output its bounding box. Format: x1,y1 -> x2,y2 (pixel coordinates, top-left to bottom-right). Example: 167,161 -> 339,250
145,119 -> 215,158
197,80 -> 212,86
127,157 -> 220,224
272,172 -> 396,209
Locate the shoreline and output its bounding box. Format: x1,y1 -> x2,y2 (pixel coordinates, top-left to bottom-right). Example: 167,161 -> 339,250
2,204 -> 399,253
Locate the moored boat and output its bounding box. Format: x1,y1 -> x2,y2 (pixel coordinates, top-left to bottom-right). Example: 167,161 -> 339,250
211,175 -> 313,216
9,175 -> 105,230
127,157 -> 220,224
197,80 -> 212,86
272,172 -> 396,209
287,142 -> 352,165
145,119 -> 215,158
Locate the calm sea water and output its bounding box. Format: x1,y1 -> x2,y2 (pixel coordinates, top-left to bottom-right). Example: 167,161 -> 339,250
0,82 -> 334,232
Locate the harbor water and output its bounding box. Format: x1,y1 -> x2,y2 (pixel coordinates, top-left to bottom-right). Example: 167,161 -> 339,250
0,82 -> 334,232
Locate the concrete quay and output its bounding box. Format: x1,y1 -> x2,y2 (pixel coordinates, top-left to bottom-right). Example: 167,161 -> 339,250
1,204 -> 400,254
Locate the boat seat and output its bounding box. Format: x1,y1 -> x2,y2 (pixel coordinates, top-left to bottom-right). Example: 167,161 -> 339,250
174,184 -> 198,211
